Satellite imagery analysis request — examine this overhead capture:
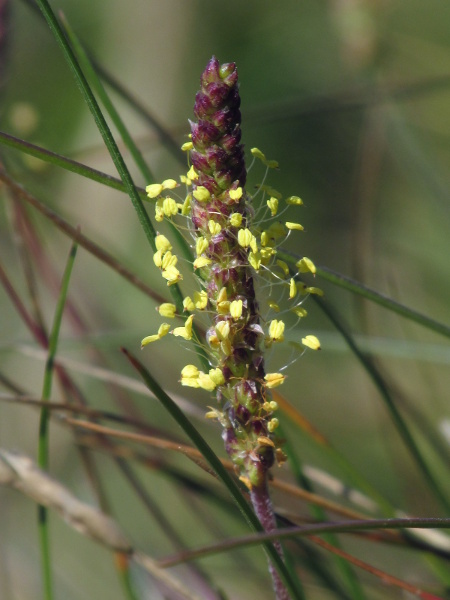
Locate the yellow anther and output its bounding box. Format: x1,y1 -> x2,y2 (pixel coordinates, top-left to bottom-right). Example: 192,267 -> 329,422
161,251 -> 177,270
187,165 -> 198,180
153,249 -> 163,268
230,299 -> 243,320
286,196 -> 303,206
296,257 -> 316,274
267,197 -> 278,216
276,260 -> 289,277
193,256 -> 212,270
183,296 -> 195,312
302,335 -> 321,350
155,235 -> 172,252
229,212 -> 243,227
162,179 -> 178,190
286,221 -> 304,231
194,290 -> 208,310
264,373 -> 286,389
193,186 -> 211,202
162,197 -> 178,217
208,220 -> 221,235
238,228 -> 253,248
146,183 -> 163,198
196,237 -> 209,256
162,265 -> 182,285
215,320 -> 230,340
248,251 -> 261,271
291,306 -> 308,318
289,278 -> 297,299
268,319 -> 285,342
268,300 -> 280,312
267,418 -> 279,432
180,194 -> 192,216
198,372 -> 217,391
209,368 -> 225,386
140,323 -> 171,348
181,141 -> 193,151
157,303 -> 176,318
172,314 -> 194,340
229,187 -> 243,200
305,286 -> 324,296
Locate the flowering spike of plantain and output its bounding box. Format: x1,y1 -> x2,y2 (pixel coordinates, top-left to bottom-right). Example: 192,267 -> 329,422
188,57 -> 278,489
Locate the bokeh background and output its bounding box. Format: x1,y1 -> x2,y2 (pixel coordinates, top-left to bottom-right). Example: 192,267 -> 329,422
1,1 -> 450,598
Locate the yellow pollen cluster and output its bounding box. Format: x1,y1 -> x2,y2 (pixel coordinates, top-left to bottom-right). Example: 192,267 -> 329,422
141,144 -> 322,414
181,365 -> 225,391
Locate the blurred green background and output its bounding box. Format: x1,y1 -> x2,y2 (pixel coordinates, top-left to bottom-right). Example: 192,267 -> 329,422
1,1 -> 450,598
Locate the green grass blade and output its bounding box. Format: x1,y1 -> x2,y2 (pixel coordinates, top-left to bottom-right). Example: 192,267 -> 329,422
312,293 -> 450,514
277,250 -> 450,340
33,0 -> 209,371
275,252 -> 450,514
37,239 -> 78,600
122,348 -> 304,600
34,0 -> 181,305
0,130 -> 140,194
60,14 -> 155,185
57,18 -> 197,271
316,265 -> 450,340
281,425 -> 366,600
157,516 -> 450,569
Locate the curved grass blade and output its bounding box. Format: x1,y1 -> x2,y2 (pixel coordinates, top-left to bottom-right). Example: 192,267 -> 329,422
276,250 -> 450,514
122,347 -> 304,600
280,424 -> 366,600
157,516 -> 450,567
315,265 -> 450,340
278,250 -> 450,341
33,0 -> 191,327
311,293 -> 450,514
0,130 -> 140,194
56,19 -> 196,271
60,13 -> 154,186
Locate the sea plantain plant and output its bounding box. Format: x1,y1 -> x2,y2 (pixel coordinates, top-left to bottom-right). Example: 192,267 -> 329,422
141,56 -> 320,599
1,3 -> 450,600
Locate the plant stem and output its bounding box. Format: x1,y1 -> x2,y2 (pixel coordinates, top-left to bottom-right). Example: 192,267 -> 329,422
250,482 -> 296,600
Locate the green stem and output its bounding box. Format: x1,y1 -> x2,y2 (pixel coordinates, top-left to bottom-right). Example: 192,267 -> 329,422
37,240 -> 78,600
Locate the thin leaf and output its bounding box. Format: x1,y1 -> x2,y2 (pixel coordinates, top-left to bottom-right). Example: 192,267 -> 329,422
37,239 -> 78,600
157,516 -> 450,567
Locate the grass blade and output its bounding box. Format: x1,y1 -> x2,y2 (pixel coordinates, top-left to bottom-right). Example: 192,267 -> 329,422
37,239 -> 78,600
277,250 -> 450,340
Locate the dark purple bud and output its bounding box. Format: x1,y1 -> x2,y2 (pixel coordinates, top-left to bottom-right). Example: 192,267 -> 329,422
211,107 -> 240,131
206,81 -> 232,108
205,145 -> 228,171
214,169 -> 233,189
191,150 -> 212,174
201,56 -> 221,86
221,128 -> 242,152
194,92 -> 213,118
191,120 -> 222,149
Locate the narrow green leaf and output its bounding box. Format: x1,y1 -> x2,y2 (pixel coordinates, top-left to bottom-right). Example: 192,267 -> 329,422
278,251 -> 450,340
37,239 -> 78,600
158,516 -> 450,567
312,293 -> 450,514
60,14 -> 155,185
